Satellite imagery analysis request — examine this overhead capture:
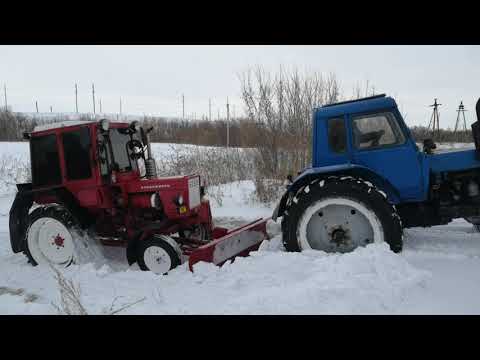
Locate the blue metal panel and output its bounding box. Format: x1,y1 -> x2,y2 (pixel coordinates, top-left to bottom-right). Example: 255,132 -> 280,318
428,149 -> 480,173
314,97 -> 397,119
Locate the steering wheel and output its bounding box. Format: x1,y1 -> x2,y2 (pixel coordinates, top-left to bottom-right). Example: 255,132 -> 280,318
370,130 -> 385,147
127,139 -> 145,160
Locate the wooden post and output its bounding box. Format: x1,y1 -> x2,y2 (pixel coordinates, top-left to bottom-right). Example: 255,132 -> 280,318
92,83 -> 96,114
3,84 -> 7,111
226,97 -> 230,148
209,98 -> 212,121
75,83 -> 78,113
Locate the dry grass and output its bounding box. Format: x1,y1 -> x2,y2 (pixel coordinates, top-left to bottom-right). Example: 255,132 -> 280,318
49,264 -> 145,315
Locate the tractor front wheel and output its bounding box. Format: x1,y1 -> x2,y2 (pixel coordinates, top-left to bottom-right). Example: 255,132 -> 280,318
137,235 -> 182,274
282,177 -> 403,253
24,206 -> 80,267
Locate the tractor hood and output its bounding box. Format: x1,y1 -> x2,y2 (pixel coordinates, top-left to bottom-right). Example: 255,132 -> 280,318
124,176 -> 196,193
428,148 -> 480,174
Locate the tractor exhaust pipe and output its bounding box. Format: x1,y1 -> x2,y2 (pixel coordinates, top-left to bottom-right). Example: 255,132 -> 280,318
141,127 -> 157,179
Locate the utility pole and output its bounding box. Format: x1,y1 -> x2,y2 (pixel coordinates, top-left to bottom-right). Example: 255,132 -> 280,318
75,83 -> 78,113
226,97 -> 230,148
99,99 -> 102,114
50,106 -> 53,113
209,98 -> 212,121
428,98 -> 441,139
454,101 -> 468,135
119,98 -> 122,118
182,94 -> 185,121
35,101 -> 39,113
92,83 -> 96,114
3,84 -> 7,111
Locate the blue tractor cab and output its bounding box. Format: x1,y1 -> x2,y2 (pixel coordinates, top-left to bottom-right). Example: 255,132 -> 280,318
274,94 -> 480,254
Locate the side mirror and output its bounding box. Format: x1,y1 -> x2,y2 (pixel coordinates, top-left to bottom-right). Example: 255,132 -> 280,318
423,138 -> 436,155
130,121 -> 140,133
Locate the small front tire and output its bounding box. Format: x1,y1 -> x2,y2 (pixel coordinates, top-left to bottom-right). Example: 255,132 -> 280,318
136,236 -> 181,274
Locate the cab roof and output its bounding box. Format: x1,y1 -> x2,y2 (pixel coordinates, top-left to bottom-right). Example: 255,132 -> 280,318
315,94 -> 398,118
32,120 -> 130,134
33,120 -> 94,133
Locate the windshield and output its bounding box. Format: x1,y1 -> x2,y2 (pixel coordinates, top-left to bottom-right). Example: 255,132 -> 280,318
108,128 -> 139,172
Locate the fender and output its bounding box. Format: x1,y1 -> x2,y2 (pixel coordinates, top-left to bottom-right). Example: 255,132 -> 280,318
272,163 -> 401,221
9,184 -> 34,253
9,184 -> 96,253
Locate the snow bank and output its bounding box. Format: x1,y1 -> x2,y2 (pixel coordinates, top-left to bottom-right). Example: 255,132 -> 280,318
0,238 -> 429,315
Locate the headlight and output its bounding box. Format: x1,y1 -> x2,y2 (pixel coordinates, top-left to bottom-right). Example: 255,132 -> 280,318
100,118 -> 110,132
176,195 -> 184,206
150,193 -> 161,208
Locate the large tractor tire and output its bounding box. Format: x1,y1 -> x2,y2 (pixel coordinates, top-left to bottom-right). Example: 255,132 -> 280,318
24,206 -> 81,267
464,216 -> 480,232
137,235 -> 182,274
281,176 -> 403,253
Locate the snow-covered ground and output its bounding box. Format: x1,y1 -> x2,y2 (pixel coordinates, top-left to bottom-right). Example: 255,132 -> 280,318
1,179 -> 480,314
1,141 -> 480,314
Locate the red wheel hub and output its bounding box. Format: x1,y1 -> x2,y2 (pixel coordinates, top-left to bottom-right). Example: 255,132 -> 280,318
53,234 -> 65,247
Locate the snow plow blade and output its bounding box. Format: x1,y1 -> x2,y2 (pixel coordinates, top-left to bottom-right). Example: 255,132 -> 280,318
188,218 -> 270,271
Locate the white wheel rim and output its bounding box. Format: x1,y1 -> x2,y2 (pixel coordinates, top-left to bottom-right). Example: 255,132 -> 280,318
297,197 -> 384,253
143,246 -> 172,274
27,217 -> 75,266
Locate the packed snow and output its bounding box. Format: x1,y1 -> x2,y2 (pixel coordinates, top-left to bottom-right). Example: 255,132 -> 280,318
0,142 -> 480,314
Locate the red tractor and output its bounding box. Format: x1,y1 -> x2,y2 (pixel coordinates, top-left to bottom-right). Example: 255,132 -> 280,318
9,119 -> 269,274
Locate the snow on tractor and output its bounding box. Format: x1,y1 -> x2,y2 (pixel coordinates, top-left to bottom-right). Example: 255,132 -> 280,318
9,119 -> 269,274
273,95 -> 480,254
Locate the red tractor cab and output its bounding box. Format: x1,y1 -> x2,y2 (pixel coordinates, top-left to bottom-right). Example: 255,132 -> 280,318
9,119 -> 269,274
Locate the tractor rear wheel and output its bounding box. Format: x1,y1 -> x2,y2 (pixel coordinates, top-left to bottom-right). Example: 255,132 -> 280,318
137,235 -> 182,274
281,177 -> 403,254
465,217 -> 480,232
24,206 -> 80,267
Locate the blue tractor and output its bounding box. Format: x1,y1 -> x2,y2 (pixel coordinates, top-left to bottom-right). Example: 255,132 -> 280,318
273,94 -> 480,253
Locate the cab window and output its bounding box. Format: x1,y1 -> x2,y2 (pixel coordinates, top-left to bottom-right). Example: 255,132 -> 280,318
31,134 -> 62,187
328,117 -> 346,153
62,127 -> 92,180
352,112 -> 405,150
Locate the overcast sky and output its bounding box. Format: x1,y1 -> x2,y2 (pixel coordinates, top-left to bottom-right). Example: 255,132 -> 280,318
0,45 -> 479,128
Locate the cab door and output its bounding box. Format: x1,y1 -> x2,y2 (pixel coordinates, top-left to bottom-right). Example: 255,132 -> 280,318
349,109 -> 424,201
60,126 -> 99,207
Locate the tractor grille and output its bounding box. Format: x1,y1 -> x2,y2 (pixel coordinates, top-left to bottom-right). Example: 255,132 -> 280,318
188,176 -> 201,209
